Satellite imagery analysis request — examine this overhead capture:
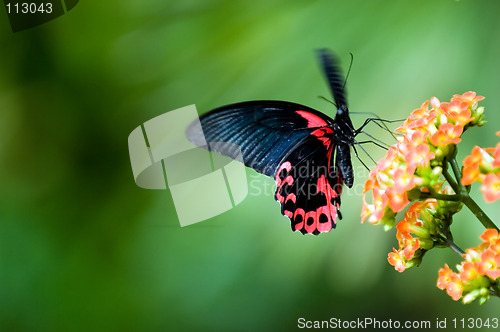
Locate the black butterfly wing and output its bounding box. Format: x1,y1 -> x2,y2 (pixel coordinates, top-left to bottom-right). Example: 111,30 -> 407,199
186,100 -> 335,177
275,128 -> 344,235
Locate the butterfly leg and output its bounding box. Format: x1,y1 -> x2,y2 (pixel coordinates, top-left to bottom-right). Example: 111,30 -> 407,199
351,143 -> 374,171
354,117 -> 404,136
356,139 -> 390,150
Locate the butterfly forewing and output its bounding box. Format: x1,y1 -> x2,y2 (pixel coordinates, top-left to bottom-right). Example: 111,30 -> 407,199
187,100 -> 334,177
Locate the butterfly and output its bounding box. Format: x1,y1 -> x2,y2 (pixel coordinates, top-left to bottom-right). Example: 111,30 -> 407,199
187,49 -> 358,235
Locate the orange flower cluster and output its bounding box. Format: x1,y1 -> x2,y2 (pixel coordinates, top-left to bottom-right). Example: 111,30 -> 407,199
462,132 -> 500,203
362,92 -> 486,272
437,229 -> 500,304
362,92 -> 484,225
387,199 -> 438,272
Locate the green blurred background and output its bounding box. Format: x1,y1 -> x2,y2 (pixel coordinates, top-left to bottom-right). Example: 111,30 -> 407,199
1,0 -> 500,330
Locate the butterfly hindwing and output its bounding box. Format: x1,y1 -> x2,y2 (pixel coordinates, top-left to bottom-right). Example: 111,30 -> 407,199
275,131 -> 343,235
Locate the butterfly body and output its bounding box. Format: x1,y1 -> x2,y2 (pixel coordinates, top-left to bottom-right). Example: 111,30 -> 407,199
187,50 -> 355,235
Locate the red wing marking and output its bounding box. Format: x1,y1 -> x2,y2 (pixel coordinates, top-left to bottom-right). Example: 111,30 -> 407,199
293,208 -> 305,231
276,175 -> 293,203
316,174 -> 339,225
285,193 -> 296,203
310,127 -> 333,149
275,161 -> 293,203
311,127 -> 335,169
275,161 -> 292,182
296,110 -> 329,128
316,206 -> 332,233
304,211 -> 317,234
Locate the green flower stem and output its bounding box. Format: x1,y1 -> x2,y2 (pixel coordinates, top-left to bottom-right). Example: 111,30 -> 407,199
419,191 -> 461,202
438,232 -> 465,257
461,194 -> 499,231
449,158 -> 463,184
446,158 -> 499,231
446,238 -> 466,256
442,164 -> 460,194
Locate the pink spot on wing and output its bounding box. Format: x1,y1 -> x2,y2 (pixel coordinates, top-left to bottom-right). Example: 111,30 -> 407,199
276,175 -> 293,203
316,175 -> 339,227
275,161 -> 292,182
285,193 -> 296,204
304,211 -> 317,234
293,208 -> 305,231
316,206 -> 333,233
275,161 -> 294,203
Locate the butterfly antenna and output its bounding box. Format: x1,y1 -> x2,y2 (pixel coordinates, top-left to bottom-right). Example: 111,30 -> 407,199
318,95 -> 337,108
342,52 -> 354,96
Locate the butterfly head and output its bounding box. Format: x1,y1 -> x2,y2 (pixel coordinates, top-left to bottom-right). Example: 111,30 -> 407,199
336,104 -> 349,117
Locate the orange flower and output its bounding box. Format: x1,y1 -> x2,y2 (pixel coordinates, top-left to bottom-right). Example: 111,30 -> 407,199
437,264 -> 454,289
492,145 -> 500,168
478,249 -> 500,280
441,99 -> 468,115
440,99 -> 473,127
386,187 -> 409,213
462,143 -> 500,189
463,242 -> 489,262
438,229 -> 500,303
374,146 -> 398,173
404,144 -> 434,175
407,111 -> 436,131
430,96 -> 441,109
400,232 -> 420,260
388,248 -> 406,272
490,240 -> 500,255
447,274 -> 463,301
461,162 -> 481,186
395,101 -> 430,133
393,167 -> 416,194
429,123 -> 463,146
480,229 -> 500,244
479,229 -> 500,254
480,173 -> 500,202
397,131 -> 429,155
463,146 -> 482,166
361,189 -> 388,224
452,91 -> 484,108
459,261 -> 480,282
